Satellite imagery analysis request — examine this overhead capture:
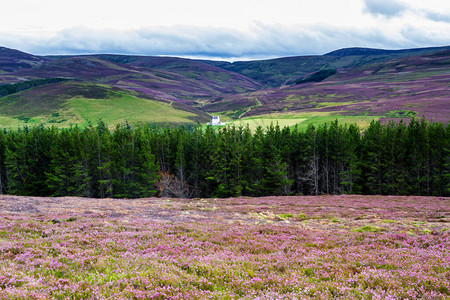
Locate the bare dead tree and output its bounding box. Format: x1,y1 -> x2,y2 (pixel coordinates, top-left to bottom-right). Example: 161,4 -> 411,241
157,171 -> 192,198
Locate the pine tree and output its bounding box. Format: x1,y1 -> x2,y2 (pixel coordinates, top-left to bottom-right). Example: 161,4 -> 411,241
186,124 -> 205,197
406,118 -> 429,195
248,126 -> 265,195
199,125 -> 217,197
110,124 -> 134,198
443,124 -> 450,196
174,131 -> 186,182
287,125 -> 308,195
382,121 -> 404,195
128,126 -> 159,198
206,126 -> 232,197
259,123 -> 293,196
427,121 -> 448,196
339,123 -> 362,194
95,121 -> 114,198
45,127 -> 87,196
302,124 -> 320,195
238,124 -> 255,196
0,130 -> 7,194
361,120 -> 385,195
4,126 -> 54,196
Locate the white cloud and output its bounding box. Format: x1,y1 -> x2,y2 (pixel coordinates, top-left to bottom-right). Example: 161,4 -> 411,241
1,0 -> 450,60
1,22 -> 449,61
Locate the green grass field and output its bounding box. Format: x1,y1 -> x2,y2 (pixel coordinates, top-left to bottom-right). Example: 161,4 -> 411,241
67,93 -> 197,127
0,116 -> 24,128
222,112 -> 381,131
0,88 -> 198,129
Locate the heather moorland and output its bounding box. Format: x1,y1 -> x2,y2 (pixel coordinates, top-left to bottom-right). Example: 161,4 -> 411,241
0,195 -> 448,299
0,45 -> 449,300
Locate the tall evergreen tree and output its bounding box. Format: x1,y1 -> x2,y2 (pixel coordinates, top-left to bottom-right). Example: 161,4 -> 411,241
0,130 -> 6,194
4,126 -> 54,196
95,121 -> 114,198
339,123 -> 362,194
185,124 -> 205,197
259,123 -> 293,196
406,118 -> 429,195
427,121 -> 448,196
303,124 -> 320,195
361,120 -> 385,195
128,126 -> 159,198
45,126 -> 88,196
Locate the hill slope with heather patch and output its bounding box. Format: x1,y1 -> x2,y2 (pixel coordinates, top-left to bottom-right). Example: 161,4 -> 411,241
0,46 -> 448,128
0,81 -> 209,127
205,45 -> 450,87
0,195 -> 448,299
0,50 -> 259,127
206,48 -> 450,126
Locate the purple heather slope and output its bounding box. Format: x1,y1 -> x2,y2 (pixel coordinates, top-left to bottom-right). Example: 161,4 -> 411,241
0,46 -> 449,123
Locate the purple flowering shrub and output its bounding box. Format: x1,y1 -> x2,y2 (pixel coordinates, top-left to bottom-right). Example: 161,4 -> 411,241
0,195 -> 448,299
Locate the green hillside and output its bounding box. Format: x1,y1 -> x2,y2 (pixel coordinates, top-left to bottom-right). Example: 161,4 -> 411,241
0,82 -> 205,128
223,113 -> 381,131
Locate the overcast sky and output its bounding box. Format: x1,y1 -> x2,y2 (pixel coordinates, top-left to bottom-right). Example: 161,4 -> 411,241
1,0 -> 449,60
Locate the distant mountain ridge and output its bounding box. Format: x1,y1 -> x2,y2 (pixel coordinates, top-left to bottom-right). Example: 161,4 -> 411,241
210,45 -> 450,87
324,46 -> 450,56
0,45 -> 449,127
0,47 -> 47,72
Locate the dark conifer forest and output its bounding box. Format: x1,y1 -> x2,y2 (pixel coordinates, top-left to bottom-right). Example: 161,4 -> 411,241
0,119 -> 448,198
0,78 -> 69,97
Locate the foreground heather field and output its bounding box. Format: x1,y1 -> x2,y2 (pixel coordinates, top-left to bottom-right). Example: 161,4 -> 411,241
0,195 -> 448,299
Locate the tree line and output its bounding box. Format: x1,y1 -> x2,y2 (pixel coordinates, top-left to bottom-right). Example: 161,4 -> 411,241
0,78 -> 69,98
0,119 -> 448,198
294,69 -> 337,84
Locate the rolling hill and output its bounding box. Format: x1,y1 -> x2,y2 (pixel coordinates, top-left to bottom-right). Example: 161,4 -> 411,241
0,81 -> 210,128
0,47 -> 48,74
204,45 -> 450,87
0,45 -> 448,128
204,48 -> 450,126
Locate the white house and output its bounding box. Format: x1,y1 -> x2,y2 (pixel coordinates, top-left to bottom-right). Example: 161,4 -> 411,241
207,116 -> 225,126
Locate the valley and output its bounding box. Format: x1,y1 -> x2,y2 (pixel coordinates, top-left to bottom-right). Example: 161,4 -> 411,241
0,45 -> 449,129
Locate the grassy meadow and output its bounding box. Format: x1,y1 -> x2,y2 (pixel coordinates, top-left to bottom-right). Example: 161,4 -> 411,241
0,83 -> 198,129
67,93 -> 197,127
219,112 -> 381,131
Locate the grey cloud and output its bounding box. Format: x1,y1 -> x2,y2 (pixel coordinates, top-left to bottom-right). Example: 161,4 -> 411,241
363,0 -> 450,24
363,0 -> 407,18
424,11 -> 450,23
0,23 -> 449,60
